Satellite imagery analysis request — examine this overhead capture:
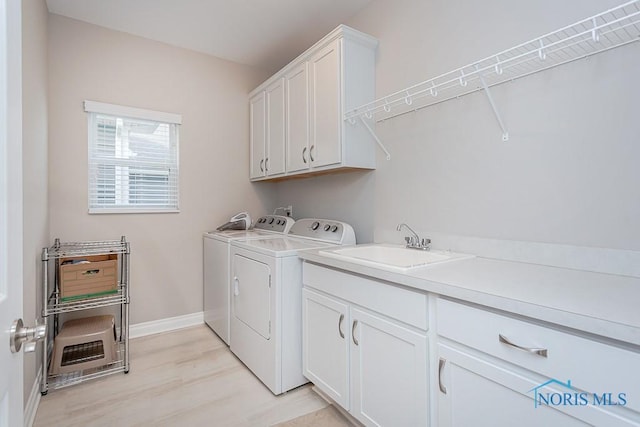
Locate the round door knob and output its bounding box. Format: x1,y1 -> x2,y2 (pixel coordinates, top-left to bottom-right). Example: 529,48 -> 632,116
10,319 -> 46,353
311,221 -> 320,230
323,224 -> 331,231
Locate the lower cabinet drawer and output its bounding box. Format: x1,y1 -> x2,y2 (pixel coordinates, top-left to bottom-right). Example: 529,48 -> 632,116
437,297 -> 640,414
303,262 -> 428,330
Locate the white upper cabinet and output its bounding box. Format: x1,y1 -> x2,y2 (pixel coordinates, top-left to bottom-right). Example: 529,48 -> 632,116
250,79 -> 286,179
285,62 -> 309,173
249,91 -> 266,179
249,25 -> 378,181
308,39 -> 342,169
265,78 -> 286,177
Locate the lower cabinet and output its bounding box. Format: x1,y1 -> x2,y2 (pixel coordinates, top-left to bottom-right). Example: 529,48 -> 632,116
302,287 -> 428,427
438,343 -> 591,427
436,298 -> 640,427
302,262 -> 640,427
302,289 -> 350,408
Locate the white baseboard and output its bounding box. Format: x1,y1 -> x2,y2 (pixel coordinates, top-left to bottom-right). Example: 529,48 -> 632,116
129,311 -> 204,339
24,370 -> 42,427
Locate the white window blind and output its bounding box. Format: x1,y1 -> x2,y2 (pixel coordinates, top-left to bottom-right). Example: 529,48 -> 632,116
85,101 -> 181,213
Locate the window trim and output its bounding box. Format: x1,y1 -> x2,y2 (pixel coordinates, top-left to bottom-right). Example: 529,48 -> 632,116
85,101 -> 181,214
84,100 -> 182,125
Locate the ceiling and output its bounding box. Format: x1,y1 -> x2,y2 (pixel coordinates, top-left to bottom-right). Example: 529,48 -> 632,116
46,0 -> 373,72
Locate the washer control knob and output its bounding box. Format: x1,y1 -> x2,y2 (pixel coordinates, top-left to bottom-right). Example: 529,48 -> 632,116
311,221 -> 320,230
331,225 -> 338,232
269,218 -> 275,224
323,224 -> 331,231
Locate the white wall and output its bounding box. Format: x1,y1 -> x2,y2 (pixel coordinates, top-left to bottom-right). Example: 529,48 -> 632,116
22,0 -> 49,406
275,0 -> 640,260
48,15 -> 274,324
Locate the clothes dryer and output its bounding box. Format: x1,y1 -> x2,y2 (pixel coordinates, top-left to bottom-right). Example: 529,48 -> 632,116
203,215 -> 294,345
229,218 -> 355,394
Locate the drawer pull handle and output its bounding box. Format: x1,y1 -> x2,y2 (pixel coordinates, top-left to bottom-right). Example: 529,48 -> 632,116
438,358 -> 447,394
338,314 -> 345,339
82,269 -> 100,275
499,334 -> 548,358
352,320 -> 359,346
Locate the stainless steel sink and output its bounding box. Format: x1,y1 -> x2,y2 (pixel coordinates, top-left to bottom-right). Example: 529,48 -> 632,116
320,244 -> 474,271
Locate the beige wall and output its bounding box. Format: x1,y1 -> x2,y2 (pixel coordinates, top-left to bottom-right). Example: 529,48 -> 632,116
275,0 -> 640,254
22,0 -> 49,406
48,14 -> 274,324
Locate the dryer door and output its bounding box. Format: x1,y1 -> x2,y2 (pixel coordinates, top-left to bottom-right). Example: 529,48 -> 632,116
232,254 -> 271,339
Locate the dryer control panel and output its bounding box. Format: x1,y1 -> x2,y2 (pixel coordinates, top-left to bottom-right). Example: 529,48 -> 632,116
289,218 -> 356,245
253,215 -> 295,233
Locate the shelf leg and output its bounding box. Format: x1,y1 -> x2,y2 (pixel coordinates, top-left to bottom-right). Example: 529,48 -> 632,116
476,67 -> 509,141
40,251 -> 49,395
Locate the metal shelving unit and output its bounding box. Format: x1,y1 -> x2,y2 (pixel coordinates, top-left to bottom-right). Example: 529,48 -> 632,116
344,0 -> 640,151
40,237 -> 130,394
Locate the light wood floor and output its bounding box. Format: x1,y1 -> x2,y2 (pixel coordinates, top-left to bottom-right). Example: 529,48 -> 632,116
34,325 -> 331,426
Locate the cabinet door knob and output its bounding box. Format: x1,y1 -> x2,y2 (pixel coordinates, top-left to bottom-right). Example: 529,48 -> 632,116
309,145 -> 315,162
352,320 -> 359,346
259,158 -> 264,172
302,147 -> 307,164
438,358 -> 447,394
338,314 -> 345,339
499,334 -> 548,358
265,157 -> 269,172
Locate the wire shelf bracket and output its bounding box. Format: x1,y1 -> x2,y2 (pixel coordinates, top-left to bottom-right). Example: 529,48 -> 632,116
344,0 -> 640,151
476,65 -> 509,142
359,116 -> 392,160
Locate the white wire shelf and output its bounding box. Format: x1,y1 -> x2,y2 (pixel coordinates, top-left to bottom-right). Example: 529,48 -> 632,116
46,342 -> 128,391
344,0 -> 640,143
46,237 -> 129,259
45,286 -> 128,315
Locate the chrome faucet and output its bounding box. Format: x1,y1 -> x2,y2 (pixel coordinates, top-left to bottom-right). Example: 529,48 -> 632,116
396,223 -> 431,250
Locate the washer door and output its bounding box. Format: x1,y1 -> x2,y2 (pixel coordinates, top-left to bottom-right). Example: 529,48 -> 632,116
232,254 -> 271,339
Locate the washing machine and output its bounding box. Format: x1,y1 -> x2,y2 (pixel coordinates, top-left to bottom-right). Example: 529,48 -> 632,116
229,218 -> 356,394
203,215 -> 294,345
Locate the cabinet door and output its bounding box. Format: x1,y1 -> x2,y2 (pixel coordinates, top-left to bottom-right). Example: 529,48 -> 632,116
285,62 -> 310,173
302,288 -> 350,409
265,79 -> 285,176
249,92 -> 266,179
350,307 -> 428,427
309,39 -> 342,168
437,343 -> 638,427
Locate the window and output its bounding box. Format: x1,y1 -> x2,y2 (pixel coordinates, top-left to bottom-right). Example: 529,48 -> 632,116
85,101 -> 181,213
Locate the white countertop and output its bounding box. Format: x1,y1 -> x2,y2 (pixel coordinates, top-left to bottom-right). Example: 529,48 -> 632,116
298,249 -> 640,346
